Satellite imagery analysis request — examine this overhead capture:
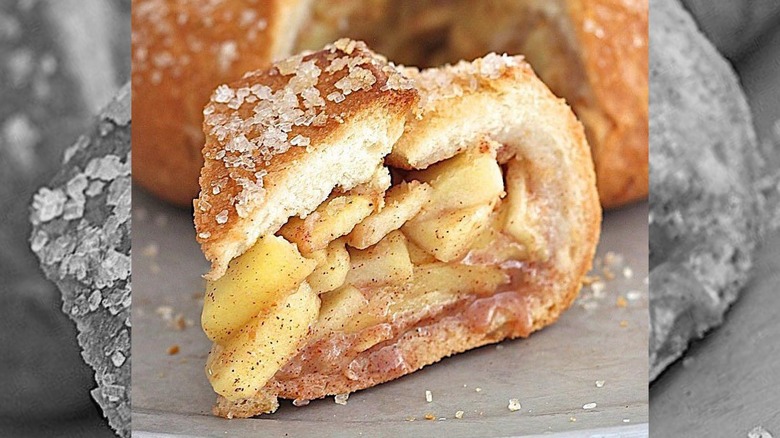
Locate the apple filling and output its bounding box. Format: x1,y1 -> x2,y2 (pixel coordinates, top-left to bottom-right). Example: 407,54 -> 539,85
203,142 -> 550,402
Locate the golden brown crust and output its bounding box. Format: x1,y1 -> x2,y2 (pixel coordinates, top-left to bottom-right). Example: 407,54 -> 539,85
132,0 -> 313,206
210,53 -> 601,418
194,40 -> 417,279
570,0 -> 648,208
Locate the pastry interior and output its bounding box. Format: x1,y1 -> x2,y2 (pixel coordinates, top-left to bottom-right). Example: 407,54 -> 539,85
195,41 -> 599,417
203,140 -> 557,412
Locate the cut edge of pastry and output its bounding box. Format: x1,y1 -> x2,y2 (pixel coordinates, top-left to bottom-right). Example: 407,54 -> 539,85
195,41 -> 601,418
194,39 -> 418,280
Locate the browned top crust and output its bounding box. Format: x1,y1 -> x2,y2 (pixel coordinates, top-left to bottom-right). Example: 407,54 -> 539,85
194,40 -> 417,279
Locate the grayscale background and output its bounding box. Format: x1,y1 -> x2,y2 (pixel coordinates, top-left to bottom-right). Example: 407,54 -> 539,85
650,0 -> 780,435
0,0 -> 130,436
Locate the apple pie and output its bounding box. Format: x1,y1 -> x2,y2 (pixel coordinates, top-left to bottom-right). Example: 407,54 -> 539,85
194,40 -> 601,418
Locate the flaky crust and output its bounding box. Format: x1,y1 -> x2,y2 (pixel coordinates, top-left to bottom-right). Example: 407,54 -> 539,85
132,0 -> 313,205
648,0 -> 762,380
210,54 -> 601,418
193,41 -> 418,279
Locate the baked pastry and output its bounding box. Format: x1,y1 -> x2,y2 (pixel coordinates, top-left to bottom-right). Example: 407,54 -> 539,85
194,41 -> 600,418
133,0 -> 647,208
649,0 -> 764,381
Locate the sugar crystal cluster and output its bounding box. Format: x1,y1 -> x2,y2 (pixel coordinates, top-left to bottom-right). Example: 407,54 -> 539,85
403,53 -> 523,113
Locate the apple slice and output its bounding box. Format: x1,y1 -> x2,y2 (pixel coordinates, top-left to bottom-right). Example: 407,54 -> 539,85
402,202 -> 495,262
348,181 -> 431,249
409,147 -> 504,219
280,194 -> 376,254
206,282 -> 320,400
202,235 -> 316,344
391,263 -> 509,315
313,285 -> 374,336
345,230 -> 414,289
307,238 -> 350,295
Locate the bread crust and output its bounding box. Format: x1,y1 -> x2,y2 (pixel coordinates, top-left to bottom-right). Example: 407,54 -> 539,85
132,0 -> 313,206
569,0 -> 648,208
208,53 -> 601,418
193,41 -> 418,279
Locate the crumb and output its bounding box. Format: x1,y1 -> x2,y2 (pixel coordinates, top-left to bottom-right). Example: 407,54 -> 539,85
570,417 -> 577,422
583,402 -> 597,410
475,387 -> 482,393
619,320 -> 628,328
167,345 -> 179,355
508,399 -> 522,411
292,399 -> 310,407
582,275 -> 600,285
425,390 -> 432,403
595,380 -> 605,388
623,419 -> 631,423
626,290 -> 642,301
406,416 -> 415,422
603,268 -> 615,280
496,344 -> 504,350
424,413 -> 435,421
603,251 -> 623,267
156,305 -> 174,321
616,296 -> 628,308
622,267 -> 633,279
591,281 -> 606,297
173,314 -> 187,330
455,410 -> 464,419
334,393 -> 349,405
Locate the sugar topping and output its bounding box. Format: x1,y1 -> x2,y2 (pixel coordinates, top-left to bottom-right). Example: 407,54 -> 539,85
197,40 -> 412,233
403,53 -> 522,112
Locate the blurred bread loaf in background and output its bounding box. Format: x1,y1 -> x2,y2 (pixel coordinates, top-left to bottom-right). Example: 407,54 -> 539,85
132,0 -> 647,209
